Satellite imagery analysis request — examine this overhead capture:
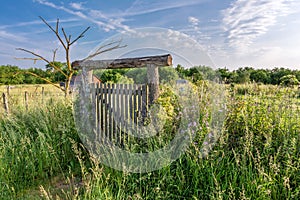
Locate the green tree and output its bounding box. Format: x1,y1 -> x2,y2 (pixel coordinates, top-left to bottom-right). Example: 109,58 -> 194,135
0,65 -> 24,84
280,74 -> 299,87
234,67 -> 252,84
250,70 -> 270,84
270,68 -> 292,85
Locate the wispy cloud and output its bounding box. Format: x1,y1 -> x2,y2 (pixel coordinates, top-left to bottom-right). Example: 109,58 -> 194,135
34,0 -> 132,32
222,0 -> 297,49
0,30 -> 28,42
182,16 -> 214,45
69,2 -> 85,10
122,0 -> 208,17
0,18 -> 78,30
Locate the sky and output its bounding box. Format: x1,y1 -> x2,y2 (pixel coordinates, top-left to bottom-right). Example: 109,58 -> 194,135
0,0 -> 300,70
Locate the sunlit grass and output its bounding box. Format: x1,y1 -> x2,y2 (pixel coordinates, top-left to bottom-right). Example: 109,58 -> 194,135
0,83 -> 299,199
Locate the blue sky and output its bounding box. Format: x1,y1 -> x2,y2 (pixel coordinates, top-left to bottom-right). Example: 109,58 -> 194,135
0,0 -> 300,70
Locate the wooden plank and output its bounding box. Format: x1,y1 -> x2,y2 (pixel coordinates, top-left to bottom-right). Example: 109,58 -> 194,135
129,84 -> 133,139
112,83 -> 116,143
99,83 -> 104,137
119,84 -> 124,144
133,85 -> 138,133
104,83 -> 108,138
124,84 -> 129,134
72,54 -> 172,70
117,84 -> 122,144
107,83 -> 112,141
137,85 -> 142,126
141,84 -> 148,120
95,82 -> 100,138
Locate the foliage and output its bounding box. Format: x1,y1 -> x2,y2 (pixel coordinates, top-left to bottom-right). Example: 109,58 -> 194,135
94,69 -> 129,83
0,102 -> 90,199
97,67 -> 179,84
280,74 -> 299,86
0,64 -> 65,85
1,63 -> 300,86
0,84 -> 299,199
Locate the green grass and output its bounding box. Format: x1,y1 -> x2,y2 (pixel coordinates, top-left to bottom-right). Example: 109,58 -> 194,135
0,83 -> 299,199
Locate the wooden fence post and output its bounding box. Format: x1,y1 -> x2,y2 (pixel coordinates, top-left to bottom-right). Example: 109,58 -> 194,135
2,93 -> 9,114
147,64 -> 159,105
7,85 -> 10,96
41,87 -> 45,104
25,91 -> 29,111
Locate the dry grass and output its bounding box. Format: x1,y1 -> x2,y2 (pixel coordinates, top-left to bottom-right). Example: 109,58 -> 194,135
0,84 -> 65,114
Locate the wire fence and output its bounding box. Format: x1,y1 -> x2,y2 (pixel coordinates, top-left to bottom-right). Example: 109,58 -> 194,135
1,84 -> 65,115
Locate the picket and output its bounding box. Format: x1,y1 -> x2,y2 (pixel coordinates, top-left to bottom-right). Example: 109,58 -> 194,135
95,83 -> 148,144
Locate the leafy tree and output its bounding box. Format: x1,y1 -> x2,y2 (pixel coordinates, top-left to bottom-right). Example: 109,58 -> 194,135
94,69 -> 129,83
233,67 -> 252,84
280,75 -> 299,87
250,70 -> 270,84
0,65 -> 24,84
270,68 -> 292,85
216,68 -> 233,83
175,64 -> 185,78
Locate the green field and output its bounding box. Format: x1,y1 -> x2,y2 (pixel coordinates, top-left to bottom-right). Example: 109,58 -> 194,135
0,84 -> 65,114
0,83 -> 299,199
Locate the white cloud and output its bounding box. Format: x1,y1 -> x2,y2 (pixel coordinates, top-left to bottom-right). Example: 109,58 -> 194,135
34,0 -> 131,32
69,2 -> 85,10
188,16 -> 199,26
121,0 -> 208,17
222,0 -> 297,49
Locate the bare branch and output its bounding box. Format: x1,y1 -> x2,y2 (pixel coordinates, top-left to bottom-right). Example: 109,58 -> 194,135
62,28 -> 69,44
39,16 -> 68,50
82,39 -> 126,62
56,18 -> 59,33
15,57 -> 42,64
16,48 -> 67,77
70,26 -> 90,45
39,16 -> 56,34
52,48 -> 58,62
15,71 -> 64,92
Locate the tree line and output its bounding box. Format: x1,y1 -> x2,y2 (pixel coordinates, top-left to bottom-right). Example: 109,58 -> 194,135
1,63 -> 299,86
176,65 -> 300,86
0,63 -> 68,85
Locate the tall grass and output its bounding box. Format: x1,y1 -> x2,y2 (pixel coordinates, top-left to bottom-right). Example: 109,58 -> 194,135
0,102 -> 88,199
0,84 -> 299,199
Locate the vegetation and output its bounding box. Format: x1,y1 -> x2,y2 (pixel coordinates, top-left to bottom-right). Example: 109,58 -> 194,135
2,64 -> 300,86
0,82 -> 299,199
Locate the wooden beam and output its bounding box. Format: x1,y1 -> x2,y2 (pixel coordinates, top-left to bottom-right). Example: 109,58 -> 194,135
72,54 -> 172,70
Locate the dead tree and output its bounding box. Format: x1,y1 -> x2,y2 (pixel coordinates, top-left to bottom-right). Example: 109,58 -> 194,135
16,16 -> 124,97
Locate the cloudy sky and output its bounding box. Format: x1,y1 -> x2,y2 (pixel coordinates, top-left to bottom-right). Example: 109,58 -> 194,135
1,0 -> 300,70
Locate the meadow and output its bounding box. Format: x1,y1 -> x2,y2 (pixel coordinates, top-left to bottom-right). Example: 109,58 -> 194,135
0,83 -> 299,199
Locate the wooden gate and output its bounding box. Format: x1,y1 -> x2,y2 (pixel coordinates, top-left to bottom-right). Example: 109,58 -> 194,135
72,54 -> 172,144
94,83 -> 148,144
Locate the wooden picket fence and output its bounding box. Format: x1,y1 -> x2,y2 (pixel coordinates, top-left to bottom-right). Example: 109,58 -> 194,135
94,83 -> 149,144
